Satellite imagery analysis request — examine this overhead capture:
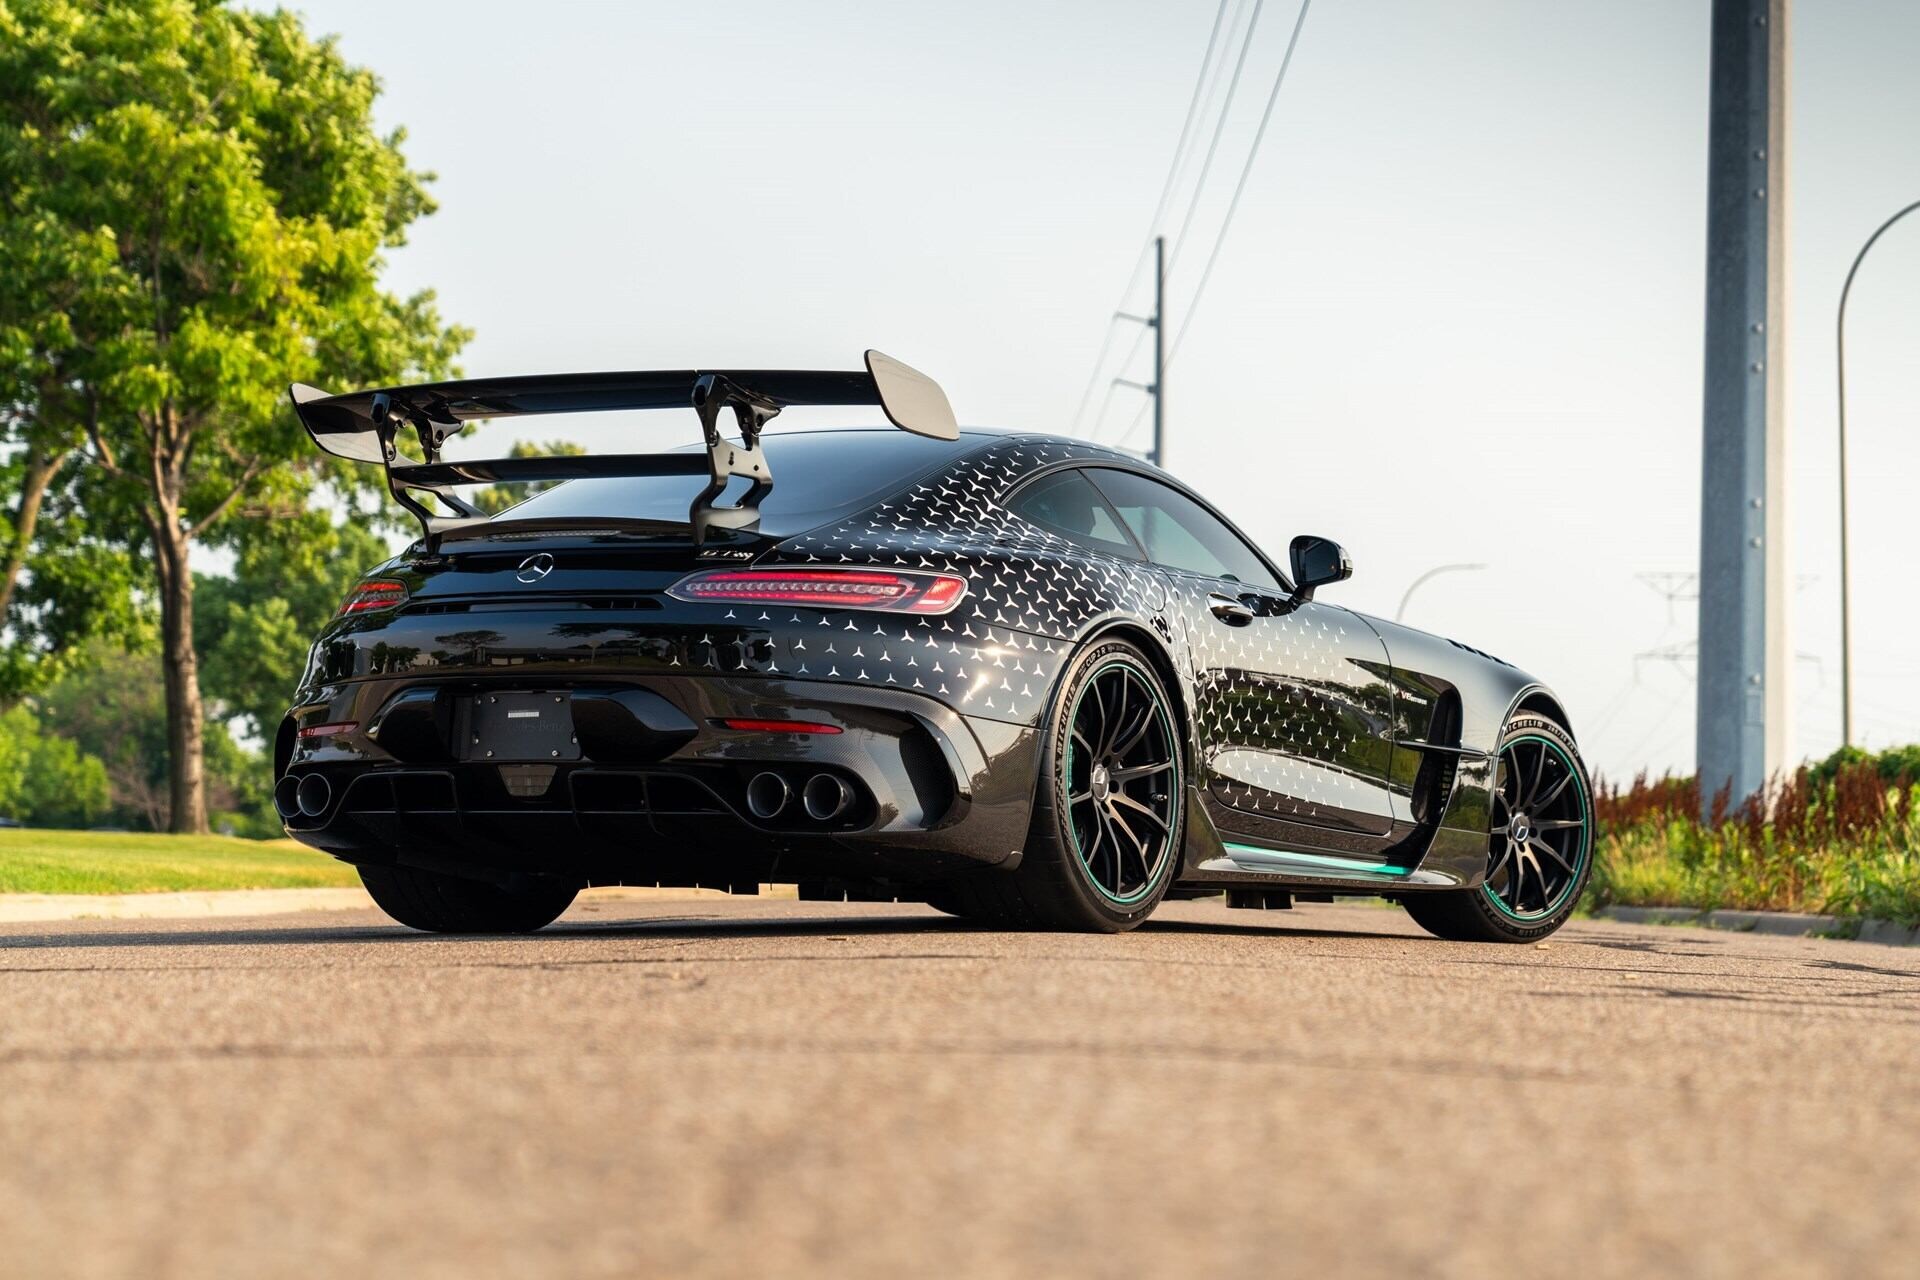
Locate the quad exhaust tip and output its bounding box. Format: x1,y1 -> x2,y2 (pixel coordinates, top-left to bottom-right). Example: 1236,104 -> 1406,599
745,771 -> 792,821
273,775 -> 302,820
294,773 -> 333,819
802,773 -> 853,822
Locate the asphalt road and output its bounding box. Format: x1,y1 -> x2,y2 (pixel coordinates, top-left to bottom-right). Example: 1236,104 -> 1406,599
4,896 -> 1918,1279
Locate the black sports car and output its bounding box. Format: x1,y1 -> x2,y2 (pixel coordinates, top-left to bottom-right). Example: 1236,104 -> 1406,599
279,351 -> 1592,941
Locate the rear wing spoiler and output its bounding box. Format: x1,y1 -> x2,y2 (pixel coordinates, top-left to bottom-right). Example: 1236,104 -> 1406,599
287,350 -> 958,546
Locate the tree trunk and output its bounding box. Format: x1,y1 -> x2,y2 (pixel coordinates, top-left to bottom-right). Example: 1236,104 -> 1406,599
153,515 -> 208,834
0,446 -> 64,621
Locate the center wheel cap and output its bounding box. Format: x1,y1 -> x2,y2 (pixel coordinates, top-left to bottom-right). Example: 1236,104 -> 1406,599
1510,813 -> 1532,844
1090,763 -> 1112,803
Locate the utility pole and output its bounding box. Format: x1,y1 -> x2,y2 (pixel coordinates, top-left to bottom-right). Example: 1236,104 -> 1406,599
1697,0 -> 1789,812
1115,235 -> 1166,467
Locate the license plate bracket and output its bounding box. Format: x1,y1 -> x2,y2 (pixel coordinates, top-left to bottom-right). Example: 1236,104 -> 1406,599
457,691 -> 581,762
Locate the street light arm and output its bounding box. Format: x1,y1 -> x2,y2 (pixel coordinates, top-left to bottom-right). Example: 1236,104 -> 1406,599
1395,563 -> 1487,624
1834,198 -> 1920,749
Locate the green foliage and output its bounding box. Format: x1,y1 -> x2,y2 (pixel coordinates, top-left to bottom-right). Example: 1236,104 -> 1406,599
36,643 -> 263,831
1587,753 -> 1920,927
0,703 -> 112,827
1807,741 -> 1920,789
195,510 -> 391,738
471,439 -> 587,515
0,0 -> 469,827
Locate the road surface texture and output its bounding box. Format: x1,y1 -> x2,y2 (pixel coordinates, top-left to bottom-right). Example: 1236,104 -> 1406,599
4,896 -> 1917,1279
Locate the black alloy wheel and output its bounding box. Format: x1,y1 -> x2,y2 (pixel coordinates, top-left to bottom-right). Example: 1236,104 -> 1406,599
1483,732 -> 1588,920
1401,713 -> 1593,944
1065,658 -> 1181,905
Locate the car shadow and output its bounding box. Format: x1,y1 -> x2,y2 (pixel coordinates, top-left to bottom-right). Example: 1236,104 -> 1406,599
0,905 -> 1418,951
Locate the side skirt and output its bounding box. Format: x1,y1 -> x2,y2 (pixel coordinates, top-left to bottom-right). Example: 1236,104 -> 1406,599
1174,786 -> 1468,892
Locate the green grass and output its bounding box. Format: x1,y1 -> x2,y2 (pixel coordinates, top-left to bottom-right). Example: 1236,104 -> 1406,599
0,828 -> 358,895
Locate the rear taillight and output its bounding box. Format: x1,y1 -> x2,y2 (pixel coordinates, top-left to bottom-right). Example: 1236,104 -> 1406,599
338,579 -> 409,616
668,568 -> 968,615
298,720 -> 359,739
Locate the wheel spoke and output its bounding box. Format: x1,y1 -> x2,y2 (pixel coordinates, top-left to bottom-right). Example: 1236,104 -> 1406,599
1486,837 -> 1514,884
1106,802 -> 1150,877
1529,743 -> 1547,807
1080,802 -> 1106,866
1507,852 -> 1530,910
1096,807 -> 1131,892
1530,837 -> 1574,875
1089,678 -> 1109,752
1532,817 -> 1582,831
1068,789 -> 1093,804
1110,684 -> 1155,757
1533,770 -> 1573,812
1112,760 -> 1172,783
1100,674 -> 1128,757
1110,791 -> 1170,833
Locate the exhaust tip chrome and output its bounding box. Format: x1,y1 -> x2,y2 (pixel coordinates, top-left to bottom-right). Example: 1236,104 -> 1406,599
745,771 -> 791,821
802,773 -> 853,823
273,775 -> 303,821
294,773 -> 333,819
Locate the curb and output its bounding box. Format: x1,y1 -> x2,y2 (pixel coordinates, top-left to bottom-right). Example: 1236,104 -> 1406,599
0,883 -> 795,925
1596,905 -> 1920,947
0,887 -> 376,924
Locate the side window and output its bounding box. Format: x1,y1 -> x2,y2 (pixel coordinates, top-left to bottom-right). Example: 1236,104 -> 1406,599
1003,469 -> 1142,560
1085,468 -> 1282,590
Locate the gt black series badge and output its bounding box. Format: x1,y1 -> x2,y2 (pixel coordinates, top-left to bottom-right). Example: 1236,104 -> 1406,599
515,553 -> 555,583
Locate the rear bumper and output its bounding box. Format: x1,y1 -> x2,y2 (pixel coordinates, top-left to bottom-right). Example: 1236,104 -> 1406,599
279,675 -> 1037,888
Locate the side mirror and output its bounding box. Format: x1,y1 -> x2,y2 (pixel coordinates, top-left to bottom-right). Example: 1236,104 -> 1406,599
1288,535 -> 1352,602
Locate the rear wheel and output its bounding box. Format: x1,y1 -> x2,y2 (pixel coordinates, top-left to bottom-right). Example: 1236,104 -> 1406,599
1402,713 -> 1593,943
930,638 -> 1184,932
359,863 -> 580,934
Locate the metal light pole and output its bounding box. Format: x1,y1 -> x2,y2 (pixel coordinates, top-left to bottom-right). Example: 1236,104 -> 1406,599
1834,198 -> 1920,749
1115,236 -> 1166,467
1395,563 -> 1486,624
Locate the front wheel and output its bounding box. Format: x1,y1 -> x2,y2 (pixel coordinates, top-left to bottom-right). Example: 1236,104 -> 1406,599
1402,713 -> 1594,943
359,863 -> 580,934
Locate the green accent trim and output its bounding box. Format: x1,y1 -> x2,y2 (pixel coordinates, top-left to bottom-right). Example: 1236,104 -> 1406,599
1223,843 -> 1412,879
1065,659 -> 1180,906
1483,734 -> 1591,921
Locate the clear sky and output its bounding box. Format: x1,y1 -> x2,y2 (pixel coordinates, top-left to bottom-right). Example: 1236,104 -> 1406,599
288,0 -> 1920,781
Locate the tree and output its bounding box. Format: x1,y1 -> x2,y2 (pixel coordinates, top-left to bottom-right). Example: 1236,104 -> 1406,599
471,439 -> 586,515
195,509 -> 392,740
0,1 -> 468,829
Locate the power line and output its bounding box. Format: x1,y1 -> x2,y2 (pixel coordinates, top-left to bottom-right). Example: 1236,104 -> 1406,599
1149,0 -> 1243,245
1163,0 -> 1268,276
1086,0 -> 1265,443
1165,0 -> 1314,368
1093,0 -> 1266,446
1112,0 -> 1313,449
1068,0 -> 1235,436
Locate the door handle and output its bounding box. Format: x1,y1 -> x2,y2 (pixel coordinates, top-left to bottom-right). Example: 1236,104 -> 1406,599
1208,592 -> 1254,626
